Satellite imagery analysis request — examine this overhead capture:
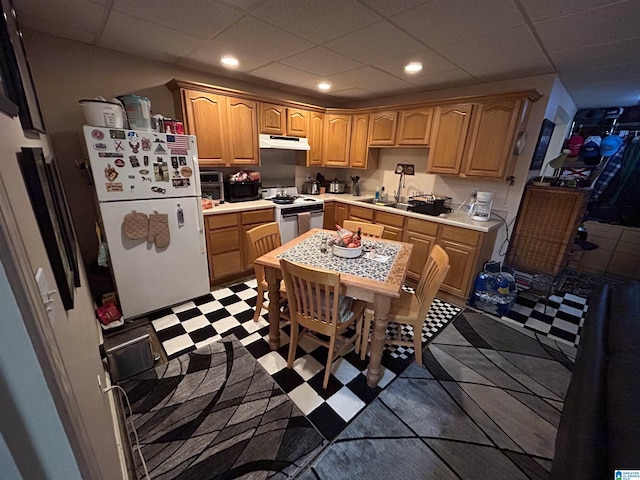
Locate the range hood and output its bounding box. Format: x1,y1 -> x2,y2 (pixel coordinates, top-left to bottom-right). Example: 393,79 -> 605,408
259,134 -> 310,151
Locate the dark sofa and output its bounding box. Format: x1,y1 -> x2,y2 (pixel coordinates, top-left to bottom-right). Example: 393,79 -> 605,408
551,279 -> 640,479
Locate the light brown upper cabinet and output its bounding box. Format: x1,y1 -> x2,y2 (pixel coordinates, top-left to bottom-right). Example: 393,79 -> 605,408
368,108 -> 433,147
428,104 -> 473,175
323,114 -> 352,167
174,88 -> 258,166
307,111 -> 324,166
349,114 -> 370,168
397,107 -> 433,145
259,103 -> 309,137
462,98 -> 523,179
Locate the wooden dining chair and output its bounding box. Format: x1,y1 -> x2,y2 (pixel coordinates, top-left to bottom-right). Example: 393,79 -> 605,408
246,222 -> 287,322
343,220 -> 385,238
280,258 -> 365,389
360,245 -> 450,366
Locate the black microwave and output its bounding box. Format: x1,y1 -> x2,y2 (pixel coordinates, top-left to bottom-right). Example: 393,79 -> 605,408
224,180 -> 262,203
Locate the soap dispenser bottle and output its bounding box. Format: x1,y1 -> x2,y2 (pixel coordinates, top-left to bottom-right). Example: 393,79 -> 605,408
374,187 -> 380,202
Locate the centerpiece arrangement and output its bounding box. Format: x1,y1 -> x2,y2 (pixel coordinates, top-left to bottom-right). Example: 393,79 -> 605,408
328,225 -> 363,258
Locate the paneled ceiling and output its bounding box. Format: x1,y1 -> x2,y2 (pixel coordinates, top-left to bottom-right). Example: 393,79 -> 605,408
11,0 -> 640,108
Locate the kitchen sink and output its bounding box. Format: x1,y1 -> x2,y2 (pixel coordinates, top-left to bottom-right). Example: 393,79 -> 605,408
357,198 -> 410,210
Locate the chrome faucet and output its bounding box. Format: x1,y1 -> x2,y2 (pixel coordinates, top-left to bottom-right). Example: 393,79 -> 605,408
394,171 -> 405,203
394,163 -> 414,203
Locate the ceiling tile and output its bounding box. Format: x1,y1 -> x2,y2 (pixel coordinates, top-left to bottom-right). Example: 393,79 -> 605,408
19,13 -> 96,44
326,66 -> 415,93
97,10 -> 202,63
330,88 -> 376,99
356,0 -> 428,18
518,0 -> 625,23
280,47 -> 363,76
247,62 -> 318,85
325,21 -> 426,64
391,0 -> 525,48
405,69 -> 479,89
535,1 -> 640,52
13,0 -> 105,34
249,0 -> 381,43
438,26 -> 548,76
551,37 -> 640,71
209,16 -> 314,61
473,56 -> 554,82
374,49 -> 459,77
565,79 -> 640,108
218,0 -> 261,10
180,42 -> 271,72
558,61 -> 640,86
111,0 -> 243,40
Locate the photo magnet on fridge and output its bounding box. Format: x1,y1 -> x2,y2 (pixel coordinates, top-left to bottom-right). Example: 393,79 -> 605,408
110,130 -> 125,139
141,138 -> 151,150
154,161 -> 169,182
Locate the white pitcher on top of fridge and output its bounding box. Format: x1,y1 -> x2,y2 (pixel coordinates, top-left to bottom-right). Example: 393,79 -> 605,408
118,94 -> 152,131
468,191 -> 495,222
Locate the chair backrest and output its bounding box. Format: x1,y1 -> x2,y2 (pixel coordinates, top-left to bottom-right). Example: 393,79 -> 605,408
415,245 -> 451,322
280,258 -> 341,336
343,220 -> 385,238
246,222 -> 281,281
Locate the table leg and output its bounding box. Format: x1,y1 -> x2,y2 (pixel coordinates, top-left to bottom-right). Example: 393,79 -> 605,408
264,267 -> 282,351
366,294 -> 391,387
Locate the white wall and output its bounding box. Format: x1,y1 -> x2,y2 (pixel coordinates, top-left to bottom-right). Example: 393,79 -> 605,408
0,111 -> 122,478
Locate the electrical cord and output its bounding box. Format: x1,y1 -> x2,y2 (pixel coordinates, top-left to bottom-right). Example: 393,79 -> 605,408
103,384 -> 151,480
490,211 -> 516,257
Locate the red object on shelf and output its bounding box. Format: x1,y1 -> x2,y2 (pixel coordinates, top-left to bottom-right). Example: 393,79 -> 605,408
96,302 -> 122,325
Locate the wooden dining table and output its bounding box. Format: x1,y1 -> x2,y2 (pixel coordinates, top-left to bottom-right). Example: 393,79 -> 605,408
253,228 -> 413,388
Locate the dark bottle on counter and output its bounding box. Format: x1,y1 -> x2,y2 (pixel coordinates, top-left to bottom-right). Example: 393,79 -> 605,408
356,227 -> 362,241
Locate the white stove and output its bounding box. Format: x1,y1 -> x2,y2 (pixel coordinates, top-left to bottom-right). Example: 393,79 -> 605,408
262,187 -> 324,242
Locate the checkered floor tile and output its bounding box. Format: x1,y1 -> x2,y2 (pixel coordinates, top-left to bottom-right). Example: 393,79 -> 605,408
501,290 -> 588,346
148,279 -> 461,441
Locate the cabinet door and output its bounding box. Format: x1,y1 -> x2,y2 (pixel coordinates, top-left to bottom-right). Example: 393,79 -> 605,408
287,108 -> 308,137
348,205 -> 374,223
463,98 -> 522,179
428,104 -> 473,174
323,202 -> 335,229
307,111 -> 324,166
374,211 -> 405,241
349,114 -> 369,168
397,108 -> 433,145
227,97 -> 259,165
405,231 -> 437,279
324,114 -> 351,167
259,103 -> 285,135
439,240 -> 476,297
368,111 -> 397,146
334,203 -> 348,228
183,90 -> 228,166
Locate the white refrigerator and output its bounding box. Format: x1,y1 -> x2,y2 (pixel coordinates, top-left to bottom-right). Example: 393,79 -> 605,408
84,125 -> 209,320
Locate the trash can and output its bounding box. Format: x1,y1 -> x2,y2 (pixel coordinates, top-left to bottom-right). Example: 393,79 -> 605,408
104,326 -> 155,382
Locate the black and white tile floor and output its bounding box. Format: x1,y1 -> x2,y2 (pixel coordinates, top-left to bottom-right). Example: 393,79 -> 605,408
148,279 -> 461,441
501,290 -> 588,346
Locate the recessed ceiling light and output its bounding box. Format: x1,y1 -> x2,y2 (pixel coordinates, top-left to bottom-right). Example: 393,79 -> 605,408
404,62 -> 423,74
317,81 -> 332,91
220,56 -> 239,67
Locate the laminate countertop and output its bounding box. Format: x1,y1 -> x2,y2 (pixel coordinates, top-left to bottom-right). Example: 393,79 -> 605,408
203,193 -> 503,233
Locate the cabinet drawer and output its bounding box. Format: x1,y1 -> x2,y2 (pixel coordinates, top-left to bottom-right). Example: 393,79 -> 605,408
241,208 -> 274,225
208,227 -> 240,254
210,252 -> 244,279
374,211 -> 405,228
440,225 -> 480,247
207,213 -> 238,230
406,217 -> 438,236
349,205 -> 374,221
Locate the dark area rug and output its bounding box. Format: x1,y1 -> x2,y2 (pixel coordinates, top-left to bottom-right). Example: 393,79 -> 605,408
301,310 -> 576,479
119,336 -> 326,479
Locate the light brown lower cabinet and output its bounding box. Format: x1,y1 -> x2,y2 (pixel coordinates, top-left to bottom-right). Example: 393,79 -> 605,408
373,210 -> 405,241
205,208 -> 274,283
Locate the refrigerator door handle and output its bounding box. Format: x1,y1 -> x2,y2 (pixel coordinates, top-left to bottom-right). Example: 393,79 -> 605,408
196,201 -> 206,255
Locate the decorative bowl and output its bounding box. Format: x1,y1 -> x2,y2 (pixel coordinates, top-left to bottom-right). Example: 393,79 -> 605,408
332,244 -> 363,258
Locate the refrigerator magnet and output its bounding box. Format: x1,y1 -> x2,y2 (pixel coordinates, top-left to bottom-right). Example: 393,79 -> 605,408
141,138 -> 151,151
179,156 -> 187,166
114,159 -> 125,168
99,152 -> 123,158
154,143 -> 167,154
109,130 -> 125,139
151,186 -> 166,194
180,166 -> 192,177
172,178 -> 190,188
171,156 -> 178,169
115,141 -> 125,152
129,156 -> 140,167
153,137 -> 165,143
105,182 -> 123,192
143,155 -> 149,166
93,142 -> 107,150
129,141 -> 140,153
104,165 -> 118,181
154,162 -> 169,182
127,131 -> 139,142
142,176 -> 152,182
139,169 -> 149,175
91,129 -> 104,140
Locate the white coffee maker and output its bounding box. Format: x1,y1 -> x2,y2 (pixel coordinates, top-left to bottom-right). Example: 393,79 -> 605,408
468,191 -> 495,221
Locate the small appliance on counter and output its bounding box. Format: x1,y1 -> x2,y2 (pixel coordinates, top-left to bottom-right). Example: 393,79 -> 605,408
200,170 -> 225,203
468,191 -> 495,221
224,170 -> 262,202
301,177 -> 320,195
328,178 -> 346,193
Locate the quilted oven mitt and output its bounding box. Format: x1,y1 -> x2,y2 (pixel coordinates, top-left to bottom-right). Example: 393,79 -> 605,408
148,213 -> 170,248
122,212 -> 148,240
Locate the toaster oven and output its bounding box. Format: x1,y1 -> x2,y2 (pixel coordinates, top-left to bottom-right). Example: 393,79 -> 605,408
200,170 -> 225,202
